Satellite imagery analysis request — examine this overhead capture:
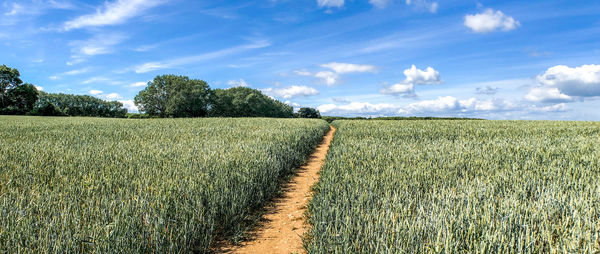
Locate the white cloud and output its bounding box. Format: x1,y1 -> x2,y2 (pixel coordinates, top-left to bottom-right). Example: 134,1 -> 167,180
227,79 -> 249,87
63,68 -> 88,75
318,96 -> 516,117
380,83 -> 415,97
104,93 -> 122,100
314,71 -> 339,86
134,62 -> 169,73
369,0 -> 390,8
525,87 -> 573,103
405,0 -> 438,13
118,99 -> 139,112
49,75 -> 59,80
82,76 -> 110,84
464,9 -> 520,33
284,100 -> 301,108
317,0 -> 344,8
69,34 -> 127,63
318,102 -> 399,115
529,103 -> 568,113
130,81 -> 147,87
63,0 -> 165,31
89,89 -> 103,95
35,86 -> 43,91
4,3 -> 25,16
536,64 -> 600,97
264,85 -> 319,99
403,65 -> 442,85
132,41 -> 270,73
295,62 -> 376,86
321,62 -> 376,74
400,96 -> 514,114
381,65 -> 441,96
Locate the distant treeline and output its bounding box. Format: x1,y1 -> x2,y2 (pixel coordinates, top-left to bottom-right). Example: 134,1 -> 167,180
0,65 -> 322,119
321,116 -> 484,123
0,65 -> 128,117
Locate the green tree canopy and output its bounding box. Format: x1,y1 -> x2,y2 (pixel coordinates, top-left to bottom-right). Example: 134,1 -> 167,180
32,92 -> 127,118
5,83 -> 39,114
298,107 -> 321,118
0,65 -> 24,109
209,87 -> 293,118
134,75 -> 211,117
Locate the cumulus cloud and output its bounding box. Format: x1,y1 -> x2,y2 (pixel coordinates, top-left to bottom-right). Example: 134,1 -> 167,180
529,103 -> 568,113
284,100 -> 301,108
536,64 -> 600,97
317,96 -> 515,117
118,99 -> 139,112
475,86 -> 499,95
264,85 -> 319,99
314,71 -> 339,86
399,96 -> 514,114
404,65 -> 442,85
317,0 -> 344,8
381,65 -> 441,96
89,89 -> 103,95
35,86 -> 43,91
464,9 -> 520,33
227,79 -> 249,87
318,102 -> 399,115
63,0 -> 165,31
380,83 -> 415,97
524,64 -> 600,104
525,87 -> 573,103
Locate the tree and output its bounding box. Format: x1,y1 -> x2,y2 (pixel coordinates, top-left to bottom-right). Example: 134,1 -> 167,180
209,87 -> 293,118
6,83 -> 38,114
32,92 -> 127,118
134,75 -> 211,117
298,107 -> 321,118
30,101 -> 65,116
0,65 -> 23,110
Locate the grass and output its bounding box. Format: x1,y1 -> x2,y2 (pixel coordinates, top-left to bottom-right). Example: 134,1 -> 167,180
0,116 -> 329,253
306,120 -> 600,253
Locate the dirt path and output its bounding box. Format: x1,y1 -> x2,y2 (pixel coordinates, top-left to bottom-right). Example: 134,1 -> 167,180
216,126 -> 336,254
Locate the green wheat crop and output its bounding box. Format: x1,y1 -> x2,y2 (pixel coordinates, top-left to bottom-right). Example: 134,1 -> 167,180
307,120 -> 600,253
0,116 -> 329,253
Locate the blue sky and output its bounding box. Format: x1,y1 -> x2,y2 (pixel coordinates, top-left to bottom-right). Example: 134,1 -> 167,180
1,0 -> 599,120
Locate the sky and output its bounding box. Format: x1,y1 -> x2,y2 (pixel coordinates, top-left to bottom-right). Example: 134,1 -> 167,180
1,0 -> 599,120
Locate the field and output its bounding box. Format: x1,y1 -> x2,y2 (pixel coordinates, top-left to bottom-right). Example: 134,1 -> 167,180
307,120 -> 600,253
0,116 -> 329,253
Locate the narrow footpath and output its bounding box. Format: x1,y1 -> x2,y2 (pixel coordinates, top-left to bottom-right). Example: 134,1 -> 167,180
216,126 -> 336,254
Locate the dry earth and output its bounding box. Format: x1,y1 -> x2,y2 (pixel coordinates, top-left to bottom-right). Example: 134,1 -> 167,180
215,126 -> 336,254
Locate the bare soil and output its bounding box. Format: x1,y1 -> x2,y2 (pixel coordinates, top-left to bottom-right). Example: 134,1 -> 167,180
214,126 -> 336,254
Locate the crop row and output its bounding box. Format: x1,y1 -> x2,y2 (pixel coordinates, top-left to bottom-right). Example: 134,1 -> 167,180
0,116 -> 330,253
307,120 -> 600,253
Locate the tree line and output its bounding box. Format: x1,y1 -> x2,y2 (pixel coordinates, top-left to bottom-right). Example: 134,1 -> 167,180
0,65 -> 128,117
1,65 -> 321,118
